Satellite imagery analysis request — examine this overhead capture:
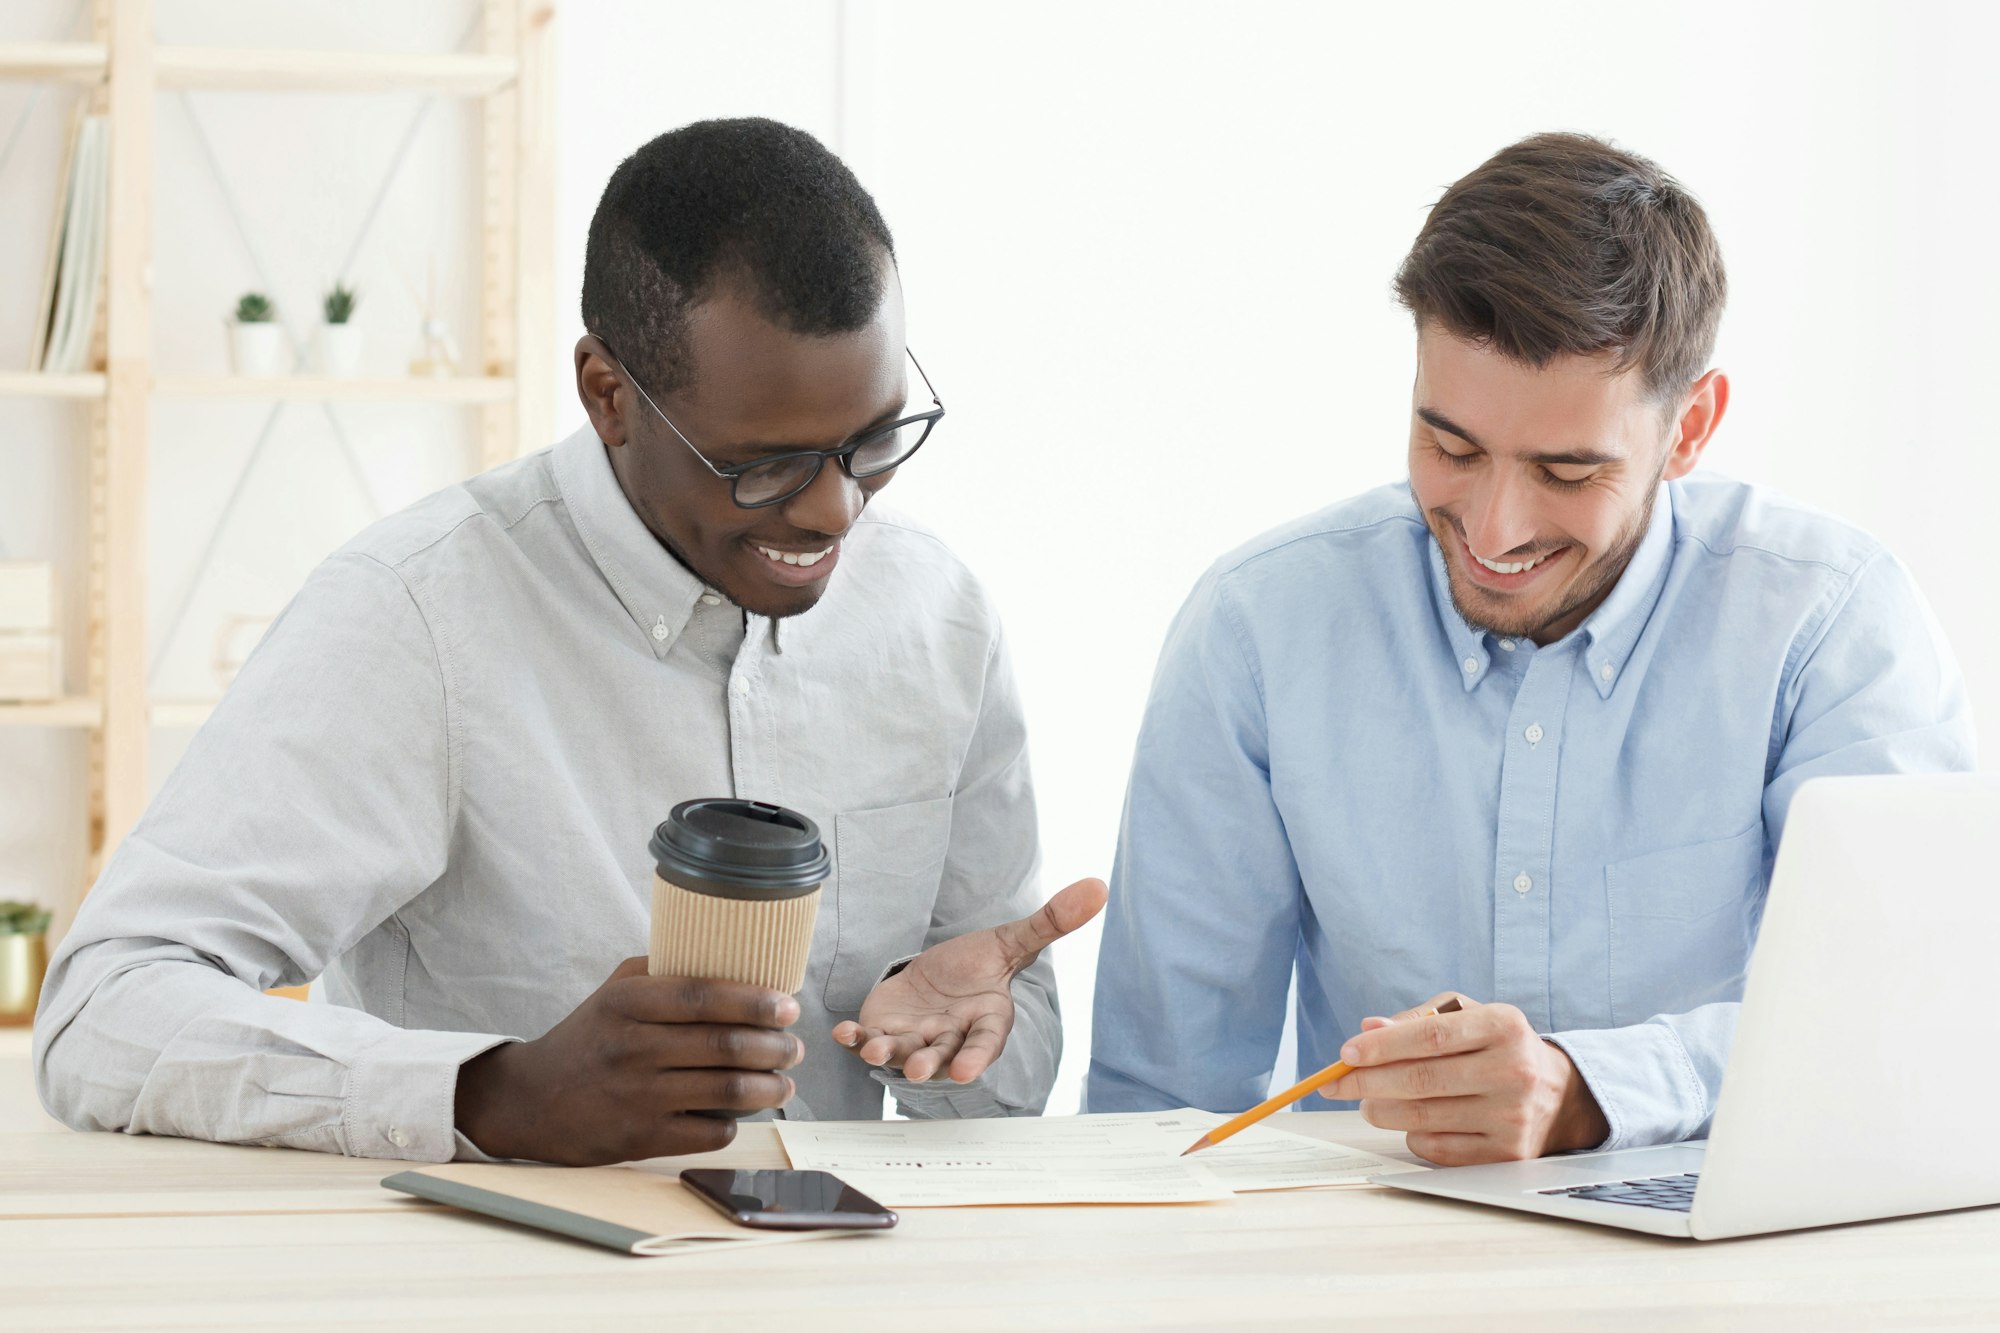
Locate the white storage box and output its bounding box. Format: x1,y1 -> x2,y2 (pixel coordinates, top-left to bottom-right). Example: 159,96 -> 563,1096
0,563 -> 56,633
0,633 -> 61,701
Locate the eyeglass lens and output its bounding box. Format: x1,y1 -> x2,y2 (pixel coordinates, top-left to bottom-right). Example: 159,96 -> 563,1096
731,416 -> 932,506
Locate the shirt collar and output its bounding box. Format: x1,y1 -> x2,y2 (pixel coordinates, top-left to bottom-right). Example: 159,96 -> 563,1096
1576,478 -> 1676,699
1426,479 -> 1676,697
552,426 -> 711,658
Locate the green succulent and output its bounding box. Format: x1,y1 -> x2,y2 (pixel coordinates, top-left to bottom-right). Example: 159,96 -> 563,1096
234,292 -> 275,324
322,282 -> 358,325
0,900 -> 50,935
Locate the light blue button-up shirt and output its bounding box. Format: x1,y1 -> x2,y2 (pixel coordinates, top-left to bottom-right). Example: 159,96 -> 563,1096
1086,474 -> 1975,1149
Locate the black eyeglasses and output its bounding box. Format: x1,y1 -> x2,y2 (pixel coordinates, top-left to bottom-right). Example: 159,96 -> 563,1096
599,339 -> 944,509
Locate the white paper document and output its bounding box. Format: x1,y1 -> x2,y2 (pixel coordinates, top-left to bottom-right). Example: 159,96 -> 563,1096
773,1109 -> 1425,1207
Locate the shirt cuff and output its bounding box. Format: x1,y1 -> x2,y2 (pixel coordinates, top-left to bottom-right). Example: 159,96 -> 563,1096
340,1029 -> 517,1162
868,1067 -> 1012,1119
1545,1024 -> 1712,1152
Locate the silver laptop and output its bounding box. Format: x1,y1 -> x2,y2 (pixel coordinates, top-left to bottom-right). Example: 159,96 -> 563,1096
1374,773 -> 2000,1240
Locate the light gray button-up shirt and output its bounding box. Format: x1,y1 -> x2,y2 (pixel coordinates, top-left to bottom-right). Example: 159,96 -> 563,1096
36,426 -> 1057,1161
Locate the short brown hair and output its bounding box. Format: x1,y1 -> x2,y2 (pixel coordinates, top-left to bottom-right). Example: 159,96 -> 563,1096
1394,132 -> 1727,400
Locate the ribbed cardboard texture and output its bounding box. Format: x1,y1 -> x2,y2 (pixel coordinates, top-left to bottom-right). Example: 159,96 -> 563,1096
649,874 -> 820,994
0,563 -> 55,633
0,633 -> 60,701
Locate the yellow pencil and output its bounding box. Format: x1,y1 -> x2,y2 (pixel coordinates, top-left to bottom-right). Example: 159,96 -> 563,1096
1180,997 -> 1464,1155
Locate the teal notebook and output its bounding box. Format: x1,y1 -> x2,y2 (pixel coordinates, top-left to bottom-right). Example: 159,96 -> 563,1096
384,1162 -> 861,1256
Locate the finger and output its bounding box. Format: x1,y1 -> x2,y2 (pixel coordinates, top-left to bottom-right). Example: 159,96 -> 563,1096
902,1029 -> 965,1083
857,1028 -> 934,1068
1325,1051 -> 1491,1102
992,877 -> 1109,966
947,1010 -> 1010,1083
610,956 -> 651,982
1340,1002 -> 1487,1067
1404,1131 -> 1493,1167
638,1023 -> 803,1072
610,974 -> 799,1028
832,1021 -> 863,1048
1381,991 -> 1473,1025
659,1070 -> 795,1115
1356,1093 -> 1490,1135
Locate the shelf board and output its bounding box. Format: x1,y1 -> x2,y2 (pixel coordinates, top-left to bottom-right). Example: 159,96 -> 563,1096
154,375 -> 515,404
148,698 -> 217,729
156,47 -> 517,95
0,697 -> 102,728
0,372 -> 108,400
0,42 -> 108,83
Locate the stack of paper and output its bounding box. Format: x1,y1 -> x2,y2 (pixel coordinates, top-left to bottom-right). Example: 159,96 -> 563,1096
772,1109 -> 1426,1208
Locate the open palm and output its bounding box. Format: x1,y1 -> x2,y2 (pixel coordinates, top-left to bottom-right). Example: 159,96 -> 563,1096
832,877 -> 1107,1083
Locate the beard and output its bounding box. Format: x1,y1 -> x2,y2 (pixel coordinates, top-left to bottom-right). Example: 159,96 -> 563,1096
1430,470 -> 1663,644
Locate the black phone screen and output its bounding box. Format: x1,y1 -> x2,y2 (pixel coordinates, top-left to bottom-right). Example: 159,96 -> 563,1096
679,1168 -> 899,1230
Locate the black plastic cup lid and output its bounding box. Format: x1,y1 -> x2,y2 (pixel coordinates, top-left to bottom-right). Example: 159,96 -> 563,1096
650,798 -> 831,901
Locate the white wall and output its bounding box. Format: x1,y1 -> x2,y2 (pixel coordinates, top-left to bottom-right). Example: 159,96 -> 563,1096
552,0 -> 2000,1114
5,1 -> 1994,1118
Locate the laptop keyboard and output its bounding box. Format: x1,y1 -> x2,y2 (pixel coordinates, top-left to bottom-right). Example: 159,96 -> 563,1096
1538,1171 -> 1701,1212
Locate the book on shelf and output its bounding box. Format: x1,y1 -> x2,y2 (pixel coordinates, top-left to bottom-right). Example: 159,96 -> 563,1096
30,108 -> 110,376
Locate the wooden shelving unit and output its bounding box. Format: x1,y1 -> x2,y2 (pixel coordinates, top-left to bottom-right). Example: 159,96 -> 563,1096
4,2 -> 555,911
0,372 -> 109,398
154,47 -> 519,95
0,42 -> 108,82
0,699 -> 104,729
154,375 -> 518,404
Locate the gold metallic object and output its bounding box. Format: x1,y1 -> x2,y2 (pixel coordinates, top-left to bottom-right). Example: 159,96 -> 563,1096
0,931 -> 48,1025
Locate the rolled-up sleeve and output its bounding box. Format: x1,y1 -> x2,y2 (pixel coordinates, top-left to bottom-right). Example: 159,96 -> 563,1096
34,553 -> 512,1162
1550,550 -> 1976,1150
1085,568 -> 1303,1115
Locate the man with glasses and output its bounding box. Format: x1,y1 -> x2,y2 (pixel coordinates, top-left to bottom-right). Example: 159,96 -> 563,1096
38,118 -> 1104,1166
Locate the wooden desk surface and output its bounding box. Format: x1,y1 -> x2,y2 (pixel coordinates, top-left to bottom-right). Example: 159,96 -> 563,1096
6,1031 -> 1999,1329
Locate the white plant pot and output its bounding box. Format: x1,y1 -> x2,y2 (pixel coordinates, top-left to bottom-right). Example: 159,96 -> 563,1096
229,322 -> 286,377
316,322 -> 363,377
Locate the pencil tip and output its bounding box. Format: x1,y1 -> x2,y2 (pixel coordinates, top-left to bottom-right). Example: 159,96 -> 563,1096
1181,1139 -> 1207,1157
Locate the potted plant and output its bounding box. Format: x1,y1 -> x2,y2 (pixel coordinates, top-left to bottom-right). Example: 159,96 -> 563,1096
228,291 -> 284,377
317,281 -> 361,377
0,899 -> 51,1026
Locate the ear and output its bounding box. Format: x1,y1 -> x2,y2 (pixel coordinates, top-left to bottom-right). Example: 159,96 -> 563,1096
575,335 -> 630,447
1661,369 -> 1728,480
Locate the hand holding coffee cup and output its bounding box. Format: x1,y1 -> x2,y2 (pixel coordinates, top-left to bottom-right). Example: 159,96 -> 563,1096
448,797 -> 825,1165
649,799 -> 831,1117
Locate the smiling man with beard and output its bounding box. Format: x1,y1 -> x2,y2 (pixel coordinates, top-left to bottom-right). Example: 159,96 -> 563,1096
37,118 -> 1104,1165
1087,133 -> 1975,1164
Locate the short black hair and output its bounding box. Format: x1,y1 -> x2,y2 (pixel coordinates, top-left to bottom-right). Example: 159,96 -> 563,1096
581,117 -> 895,396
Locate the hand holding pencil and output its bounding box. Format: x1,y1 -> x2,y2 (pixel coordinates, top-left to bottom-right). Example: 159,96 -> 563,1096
1182,998 -> 1464,1155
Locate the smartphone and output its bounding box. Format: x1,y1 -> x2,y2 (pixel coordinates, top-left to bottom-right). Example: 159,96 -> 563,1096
679,1168 -> 899,1231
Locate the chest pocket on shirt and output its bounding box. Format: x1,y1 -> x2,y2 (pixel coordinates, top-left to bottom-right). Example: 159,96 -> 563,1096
823,797 -> 955,1011
1605,825 -> 1765,1027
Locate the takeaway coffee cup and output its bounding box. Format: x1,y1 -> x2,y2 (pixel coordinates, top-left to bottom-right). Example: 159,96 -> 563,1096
647,798 -> 831,996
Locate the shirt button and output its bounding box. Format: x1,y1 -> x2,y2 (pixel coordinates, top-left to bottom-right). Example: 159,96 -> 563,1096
387,1127 -> 409,1148
732,678 -> 751,698
1513,872 -> 1533,894
1599,662 -> 1614,683
699,593 -> 722,606
1498,639 -> 1517,652
651,618 -> 669,642
1525,723 -> 1544,744
1462,657 -> 1479,675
